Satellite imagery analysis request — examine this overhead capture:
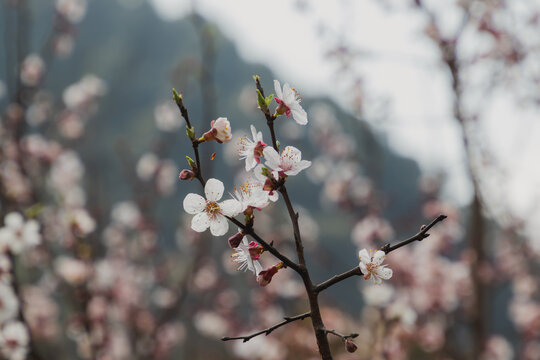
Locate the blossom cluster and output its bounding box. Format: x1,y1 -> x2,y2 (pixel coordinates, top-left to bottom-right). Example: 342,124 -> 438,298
182,79 -> 393,290
0,213 -> 42,360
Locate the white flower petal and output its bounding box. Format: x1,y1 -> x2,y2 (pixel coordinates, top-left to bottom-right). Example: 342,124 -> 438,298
183,193 -> 206,214
290,105 -> 308,125
205,178 -> 224,202
273,80 -> 283,99
282,82 -> 294,103
245,155 -> 256,171
263,147 -> 281,170
210,215 -> 228,236
254,261 -> 263,276
220,199 -> 241,217
286,160 -> 312,176
4,213 -> 23,229
191,213 -> 210,232
372,250 -> 386,266
250,125 -> 258,141
377,267 -> 393,280
358,249 -> 370,264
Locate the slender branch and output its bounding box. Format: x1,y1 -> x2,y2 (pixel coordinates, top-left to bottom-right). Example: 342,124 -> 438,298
221,312 -> 311,342
380,214 -> 447,254
173,91 -> 205,185
315,215 -> 447,293
315,267 -> 362,294
324,329 -> 358,341
278,185 -> 307,268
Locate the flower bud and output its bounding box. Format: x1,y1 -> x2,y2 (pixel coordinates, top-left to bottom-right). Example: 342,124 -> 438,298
345,338 -> 357,353
256,262 -> 283,287
179,169 -> 195,181
228,232 -> 244,248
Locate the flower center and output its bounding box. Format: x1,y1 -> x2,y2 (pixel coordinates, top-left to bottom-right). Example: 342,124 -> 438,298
205,201 -> 221,219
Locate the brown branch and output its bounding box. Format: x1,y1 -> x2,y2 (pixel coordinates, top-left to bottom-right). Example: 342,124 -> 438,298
315,215 -> 447,293
278,186 -> 307,268
255,78 -> 333,360
221,312 -> 311,342
380,214 -> 447,254
172,91 -> 205,185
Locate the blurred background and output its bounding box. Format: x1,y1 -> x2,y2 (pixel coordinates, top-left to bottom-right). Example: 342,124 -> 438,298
0,0 -> 539,359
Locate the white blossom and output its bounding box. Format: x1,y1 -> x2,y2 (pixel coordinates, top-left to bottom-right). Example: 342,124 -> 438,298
274,80 -> 308,125
231,237 -> 263,275
0,321 -> 29,360
0,213 -> 41,254
358,249 -> 393,285
238,125 -> 266,171
263,146 -> 311,178
231,179 -> 274,213
183,178 -> 241,236
0,283 -> 18,324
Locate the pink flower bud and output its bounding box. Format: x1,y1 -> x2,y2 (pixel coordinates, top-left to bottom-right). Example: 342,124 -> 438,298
256,262 -> 283,287
345,338 -> 357,353
179,169 -> 195,180
228,232 -> 243,248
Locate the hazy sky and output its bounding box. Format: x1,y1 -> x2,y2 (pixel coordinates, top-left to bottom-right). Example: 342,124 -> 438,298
148,0 -> 540,237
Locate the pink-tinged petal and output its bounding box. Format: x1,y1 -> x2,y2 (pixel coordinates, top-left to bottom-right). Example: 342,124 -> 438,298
183,193 -> 206,214
210,214 -> 228,236
377,267 -> 393,280
290,106 -> 308,125
220,199 -> 241,217
263,147 -> 281,170
359,262 -> 368,274
4,212 -> 23,229
191,213 -> 210,232
358,249 -> 370,264
273,80 -> 283,99
372,250 -> 386,266
205,178 -> 224,202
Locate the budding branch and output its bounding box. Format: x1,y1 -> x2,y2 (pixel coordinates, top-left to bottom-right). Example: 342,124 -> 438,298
221,312 -> 311,342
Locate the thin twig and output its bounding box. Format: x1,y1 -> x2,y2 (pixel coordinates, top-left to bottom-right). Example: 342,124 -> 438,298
380,214 -> 447,254
324,329 -> 358,341
173,91 -> 206,185
221,312 -> 311,342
